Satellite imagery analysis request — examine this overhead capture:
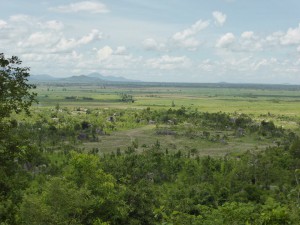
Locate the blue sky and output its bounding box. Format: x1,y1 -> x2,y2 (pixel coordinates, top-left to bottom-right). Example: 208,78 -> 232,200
1,0 -> 300,83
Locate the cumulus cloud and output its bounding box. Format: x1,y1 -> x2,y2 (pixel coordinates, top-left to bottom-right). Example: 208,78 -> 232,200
97,46 -> 129,61
147,55 -> 190,70
142,20 -> 209,52
238,31 -> 262,51
0,14 -> 132,78
199,59 -> 215,72
0,20 -> 7,29
212,11 -> 227,26
50,1 -> 109,14
264,31 -> 284,46
143,38 -> 166,51
78,29 -> 103,44
177,38 -> 200,50
198,56 -> 292,83
9,14 -> 32,23
0,14 -> 109,77
280,23 -> 300,45
241,31 -> 255,39
42,20 -> 64,31
2,15 -> 66,42
252,58 -> 269,71
216,33 -> 235,48
144,20 -> 209,52
54,29 -> 103,52
15,29 -> 101,53
143,38 -> 158,50
263,24 -> 300,47
19,32 -> 58,48
173,20 -> 209,41
97,46 -> 113,61
89,46 -> 142,73
114,46 -> 127,55
3,8 -> 300,83
172,20 -> 209,50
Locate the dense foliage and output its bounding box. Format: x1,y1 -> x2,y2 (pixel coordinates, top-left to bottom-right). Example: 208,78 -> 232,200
0,53 -> 37,119
1,106 -> 300,224
0,54 -> 38,223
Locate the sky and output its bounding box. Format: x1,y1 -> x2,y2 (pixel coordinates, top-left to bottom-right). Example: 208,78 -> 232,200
1,0 -> 300,83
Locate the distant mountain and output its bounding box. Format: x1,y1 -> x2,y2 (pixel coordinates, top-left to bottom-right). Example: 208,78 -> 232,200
60,75 -> 104,83
29,73 -> 140,83
87,72 -> 140,82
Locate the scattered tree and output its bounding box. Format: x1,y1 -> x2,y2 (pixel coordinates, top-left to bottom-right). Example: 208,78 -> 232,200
0,53 -> 37,120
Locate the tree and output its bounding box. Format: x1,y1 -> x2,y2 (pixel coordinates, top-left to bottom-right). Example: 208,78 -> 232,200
120,93 -> 134,103
19,177 -> 94,225
0,53 -> 37,164
65,152 -> 129,224
0,53 -> 37,120
0,53 -> 37,224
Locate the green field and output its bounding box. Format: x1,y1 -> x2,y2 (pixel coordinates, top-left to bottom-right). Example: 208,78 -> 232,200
35,83 -> 300,115
27,82 -> 300,156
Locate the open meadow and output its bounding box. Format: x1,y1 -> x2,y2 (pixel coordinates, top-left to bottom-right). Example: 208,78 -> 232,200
27,82 -> 300,156
35,82 -> 300,117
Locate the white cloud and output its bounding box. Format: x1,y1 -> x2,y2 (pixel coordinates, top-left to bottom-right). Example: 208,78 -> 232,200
96,46 -> 129,61
262,24 -> 300,48
212,11 -> 227,26
12,28 -> 103,53
9,14 -> 32,22
142,20 -> 209,51
0,20 -> 7,29
199,59 -> 214,72
177,38 -> 199,50
265,31 -> 284,46
216,33 -> 235,48
143,38 -> 166,51
53,29 -> 103,52
252,58 -> 269,71
238,31 -> 262,51
197,56 -> 295,83
19,32 -> 58,48
241,31 -> 255,39
114,46 -> 127,55
42,20 -> 64,31
77,29 -> 102,44
173,20 -> 209,41
143,38 -> 158,50
54,38 -> 77,52
147,55 -> 190,70
50,1 -> 109,14
97,46 -> 113,61
3,9 -> 300,83
0,14 -> 110,77
280,23 -> 300,45
144,20 -> 209,52
172,20 -> 209,50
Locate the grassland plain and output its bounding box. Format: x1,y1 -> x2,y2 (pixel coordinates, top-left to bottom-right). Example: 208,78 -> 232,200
34,83 -> 300,121
29,82 -> 300,156
82,125 -> 276,156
